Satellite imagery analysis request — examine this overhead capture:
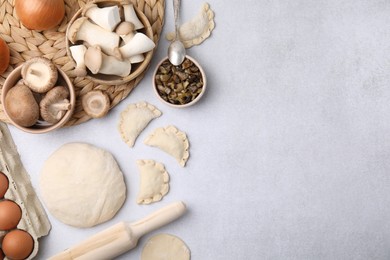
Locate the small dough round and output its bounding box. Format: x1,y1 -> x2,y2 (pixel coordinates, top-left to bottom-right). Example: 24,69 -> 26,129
39,143 -> 126,228
141,234 -> 190,260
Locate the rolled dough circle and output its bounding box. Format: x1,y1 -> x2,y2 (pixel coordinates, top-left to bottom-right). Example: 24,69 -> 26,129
141,233 -> 190,260
39,143 -> 126,228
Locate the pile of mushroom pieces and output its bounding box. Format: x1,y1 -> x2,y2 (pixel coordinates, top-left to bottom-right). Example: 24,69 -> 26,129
4,57 -> 71,127
155,58 -> 204,105
67,3 -> 155,77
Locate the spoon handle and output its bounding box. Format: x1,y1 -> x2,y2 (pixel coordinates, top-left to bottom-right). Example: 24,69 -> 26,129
173,0 -> 181,40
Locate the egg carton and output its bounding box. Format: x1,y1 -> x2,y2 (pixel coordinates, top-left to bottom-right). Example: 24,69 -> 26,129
0,122 -> 51,259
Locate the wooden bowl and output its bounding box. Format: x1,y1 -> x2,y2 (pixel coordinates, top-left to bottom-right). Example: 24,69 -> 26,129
1,65 -> 75,134
153,56 -> 207,108
66,0 -> 154,85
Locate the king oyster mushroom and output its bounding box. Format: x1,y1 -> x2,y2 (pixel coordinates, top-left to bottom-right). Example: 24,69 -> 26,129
4,84 -> 39,127
21,57 -> 58,93
40,86 -> 71,124
82,3 -> 121,32
82,90 -> 110,118
119,32 -> 155,59
69,44 -> 88,77
67,17 -> 121,59
115,22 -> 145,64
84,45 -> 131,77
123,4 -> 144,30
116,21 -> 136,43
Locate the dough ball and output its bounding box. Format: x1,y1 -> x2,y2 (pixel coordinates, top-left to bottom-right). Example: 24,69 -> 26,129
141,234 -> 190,260
39,143 -> 126,228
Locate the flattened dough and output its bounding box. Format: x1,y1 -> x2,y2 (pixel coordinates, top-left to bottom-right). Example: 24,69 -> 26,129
144,126 -> 190,167
119,101 -> 162,147
39,143 -> 126,228
141,233 -> 191,260
166,3 -> 215,48
137,160 -> 169,204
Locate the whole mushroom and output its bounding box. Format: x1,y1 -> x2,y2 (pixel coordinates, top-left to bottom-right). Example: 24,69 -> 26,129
40,86 -> 71,124
21,57 -> 58,93
4,84 -> 39,127
82,90 -> 110,118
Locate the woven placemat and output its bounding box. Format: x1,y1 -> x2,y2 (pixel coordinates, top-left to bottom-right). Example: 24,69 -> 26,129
0,0 -> 165,126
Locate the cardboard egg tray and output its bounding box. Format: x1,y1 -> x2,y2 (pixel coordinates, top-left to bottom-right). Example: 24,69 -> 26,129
0,122 -> 51,259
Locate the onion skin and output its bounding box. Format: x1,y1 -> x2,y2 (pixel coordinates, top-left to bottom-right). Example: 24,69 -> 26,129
15,0 -> 65,31
0,38 -> 10,74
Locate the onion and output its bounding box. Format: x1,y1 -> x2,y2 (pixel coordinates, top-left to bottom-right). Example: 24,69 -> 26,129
15,0 -> 65,31
0,38 -> 10,74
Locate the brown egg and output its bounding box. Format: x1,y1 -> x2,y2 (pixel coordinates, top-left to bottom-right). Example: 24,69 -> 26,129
0,200 -> 22,230
2,229 -> 34,260
0,172 -> 9,198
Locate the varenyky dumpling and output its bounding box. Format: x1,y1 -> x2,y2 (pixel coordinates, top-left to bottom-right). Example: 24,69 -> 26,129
165,3 -> 215,48
119,101 -> 162,147
136,160 -> 170,204
144,125 -> 190,167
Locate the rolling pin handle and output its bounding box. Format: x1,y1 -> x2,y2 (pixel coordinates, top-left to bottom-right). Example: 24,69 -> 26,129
129,201 -> 187,239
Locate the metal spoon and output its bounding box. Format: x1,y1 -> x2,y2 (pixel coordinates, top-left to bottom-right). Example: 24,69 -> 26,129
168,0 -> 186,65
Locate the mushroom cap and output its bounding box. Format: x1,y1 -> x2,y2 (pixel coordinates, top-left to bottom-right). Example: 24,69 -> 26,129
21,57 -> 58,93
84,45 -> 103,74
67,17 -> 88,44
115,21 -> 135,36
4,84 -> 39,127
40,86 -> 71,124
82,90 -> 110,118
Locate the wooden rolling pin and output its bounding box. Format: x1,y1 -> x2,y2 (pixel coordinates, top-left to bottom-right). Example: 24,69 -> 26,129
50,201 -> 186,260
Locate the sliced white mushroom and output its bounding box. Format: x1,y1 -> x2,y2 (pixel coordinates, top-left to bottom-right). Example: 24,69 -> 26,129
115,22 -> 145,64
82,3 -> 121,32
129,54 -> 144,64
84,45 -> 131,77
82,90 -> 110,118
21,57 -> 58,93
123,4 -> 144,30
116,21 -> 136,43
69,44 -> 87,77
67,17 -> 121,59
119,33 -> 155,59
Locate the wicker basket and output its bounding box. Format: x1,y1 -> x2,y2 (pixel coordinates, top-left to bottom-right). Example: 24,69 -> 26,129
0,0 -> 165,126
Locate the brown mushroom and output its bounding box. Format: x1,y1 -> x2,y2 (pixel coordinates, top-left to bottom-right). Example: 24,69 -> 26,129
40,86 -> 71,124
21,57 -> 58,93
4,84 -> 39,127
82,90 -> 110,118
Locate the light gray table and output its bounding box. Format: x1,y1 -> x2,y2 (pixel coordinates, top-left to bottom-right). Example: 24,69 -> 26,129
9,0 -> 390,259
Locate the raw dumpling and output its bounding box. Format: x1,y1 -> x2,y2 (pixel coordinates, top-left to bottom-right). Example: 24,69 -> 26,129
144,126 -> 189,167
39,143 -> 126,228
165,3 -> 215,48
137,160 -> 169,204
119,101 -> 162,147
141,234 -> 191,260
